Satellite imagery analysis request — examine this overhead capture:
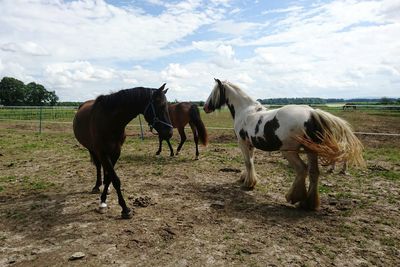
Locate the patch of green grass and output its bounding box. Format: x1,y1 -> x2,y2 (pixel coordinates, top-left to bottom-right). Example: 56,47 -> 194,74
319,184 -> 332,194
28,181 -> 55,190
0,175 -> 17,183
381,170 -> 400,181
364,148 -> 400,163
380,237 -> 397,247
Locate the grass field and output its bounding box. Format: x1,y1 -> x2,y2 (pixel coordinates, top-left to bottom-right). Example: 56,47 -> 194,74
0,107 -> 399,266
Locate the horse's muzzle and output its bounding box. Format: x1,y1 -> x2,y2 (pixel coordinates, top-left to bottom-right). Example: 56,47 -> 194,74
203,104 -> 212,113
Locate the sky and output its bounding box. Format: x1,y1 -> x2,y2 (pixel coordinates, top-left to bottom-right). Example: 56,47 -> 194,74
0,0 -> 399,102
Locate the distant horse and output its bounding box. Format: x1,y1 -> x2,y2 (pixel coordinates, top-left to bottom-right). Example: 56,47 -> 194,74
73,84 -> 173,219
156,102 -> 208,160
204,79 -> 364,210
343,103 -> 357,110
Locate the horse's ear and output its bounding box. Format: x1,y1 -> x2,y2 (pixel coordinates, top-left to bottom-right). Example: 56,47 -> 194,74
158,83 -> 166,91
214,78 -> 223,88
163,88 -> 169,94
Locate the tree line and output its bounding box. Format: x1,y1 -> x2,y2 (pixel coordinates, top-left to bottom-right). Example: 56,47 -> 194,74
0,77 -> 58,106
258,97 -> 400,105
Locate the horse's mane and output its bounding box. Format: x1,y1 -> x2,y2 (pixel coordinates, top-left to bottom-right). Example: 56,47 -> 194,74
94,87 -> 153,111
223,81 -> 260,105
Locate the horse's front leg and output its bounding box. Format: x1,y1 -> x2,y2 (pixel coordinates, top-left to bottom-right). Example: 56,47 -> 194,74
238,140 -> 257,189
156,137 -> 162,155
99,154 -> 132,219
166,139 -> 174,157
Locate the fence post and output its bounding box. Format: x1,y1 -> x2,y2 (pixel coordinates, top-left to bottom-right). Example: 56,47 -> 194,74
38,106 -> 43,134
138,115 -> 144,140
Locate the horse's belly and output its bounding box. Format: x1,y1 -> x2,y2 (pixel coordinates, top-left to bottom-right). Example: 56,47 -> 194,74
250,135 -> 282,151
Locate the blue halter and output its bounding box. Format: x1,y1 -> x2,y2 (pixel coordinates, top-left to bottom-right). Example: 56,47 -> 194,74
143,101 -> 173,132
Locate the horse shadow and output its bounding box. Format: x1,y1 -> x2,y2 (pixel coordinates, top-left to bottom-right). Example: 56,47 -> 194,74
185,181 -> 331,224
0,191 -> 101,241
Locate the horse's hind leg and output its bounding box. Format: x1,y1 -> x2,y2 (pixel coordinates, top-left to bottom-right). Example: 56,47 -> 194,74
339,161 -> 348,175
301,153 -> 320,210
327,162 -> 335,173
189,122 -> 199,160
282,151 -> 307,205
176,127 -> 186,155
90,151 -> 102,193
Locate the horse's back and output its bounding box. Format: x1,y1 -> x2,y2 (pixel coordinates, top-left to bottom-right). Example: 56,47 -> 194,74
244,105 -> 314,151
73,100 -> 95,150
169,102 -> 192,128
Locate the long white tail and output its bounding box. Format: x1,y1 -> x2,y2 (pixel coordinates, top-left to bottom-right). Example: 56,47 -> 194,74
296,109 -> 365,167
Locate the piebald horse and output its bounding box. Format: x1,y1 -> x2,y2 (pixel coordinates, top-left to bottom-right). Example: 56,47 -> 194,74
73,84 -> 173,219
204,79 -> 364,210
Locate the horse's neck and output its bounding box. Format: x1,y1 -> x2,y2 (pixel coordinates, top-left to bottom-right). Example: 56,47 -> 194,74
118,92 -> 150,127
226,86 -> 257,114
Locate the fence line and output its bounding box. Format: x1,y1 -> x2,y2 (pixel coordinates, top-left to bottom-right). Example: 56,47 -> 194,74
1,118 -> 398,137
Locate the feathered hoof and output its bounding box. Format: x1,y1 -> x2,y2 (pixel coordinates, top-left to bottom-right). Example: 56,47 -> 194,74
241,178 -> 257,191
285,189 -> 307,204
121,208 -> 133,219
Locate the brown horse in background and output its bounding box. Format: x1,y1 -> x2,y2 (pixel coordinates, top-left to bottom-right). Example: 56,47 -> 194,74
73,85 -> 172,219
156,102 -> 208,160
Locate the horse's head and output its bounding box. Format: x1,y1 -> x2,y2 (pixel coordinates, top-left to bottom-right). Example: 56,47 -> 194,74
144,83 -> 173,140
204,78 -> 227,113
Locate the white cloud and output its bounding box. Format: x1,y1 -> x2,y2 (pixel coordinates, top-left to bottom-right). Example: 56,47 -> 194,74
0,0 -> 398,101
211,20 -> 262,35
1,42 -> 49,56
262,5 -> 303,15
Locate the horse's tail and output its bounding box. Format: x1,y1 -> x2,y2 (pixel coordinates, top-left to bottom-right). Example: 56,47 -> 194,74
296,109 -> 365,167
189,104 -> 208,146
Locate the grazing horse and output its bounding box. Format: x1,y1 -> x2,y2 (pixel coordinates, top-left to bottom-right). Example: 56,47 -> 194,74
73,84 -> 173,219
204,79 -> 364,210
156,102 -> 208,160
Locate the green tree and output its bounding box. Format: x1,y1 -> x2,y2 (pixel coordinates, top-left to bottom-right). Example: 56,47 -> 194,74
25,82 -> 58,106
0,77 -> 59,106
46,90 -> 59,106
380,97 -> 392,105
25,82 -> 47,105
0,77 -> 25,105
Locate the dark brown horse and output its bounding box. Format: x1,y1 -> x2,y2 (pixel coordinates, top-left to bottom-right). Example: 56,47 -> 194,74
73,84 -> 172,219
156,102 -> 208,160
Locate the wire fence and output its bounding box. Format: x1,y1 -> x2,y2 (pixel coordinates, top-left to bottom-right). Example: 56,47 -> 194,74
0,105 -> 399,136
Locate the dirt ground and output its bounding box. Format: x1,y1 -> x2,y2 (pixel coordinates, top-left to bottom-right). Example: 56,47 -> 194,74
0,110 -> 399,267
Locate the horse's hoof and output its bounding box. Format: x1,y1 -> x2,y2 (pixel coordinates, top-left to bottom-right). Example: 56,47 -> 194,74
194,156 -> 199,160
170,153 -> 174,157
91,187 -> 101,194
121,208 -> 133,219
97,202 -> 107,214
156,152 -> 161,156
